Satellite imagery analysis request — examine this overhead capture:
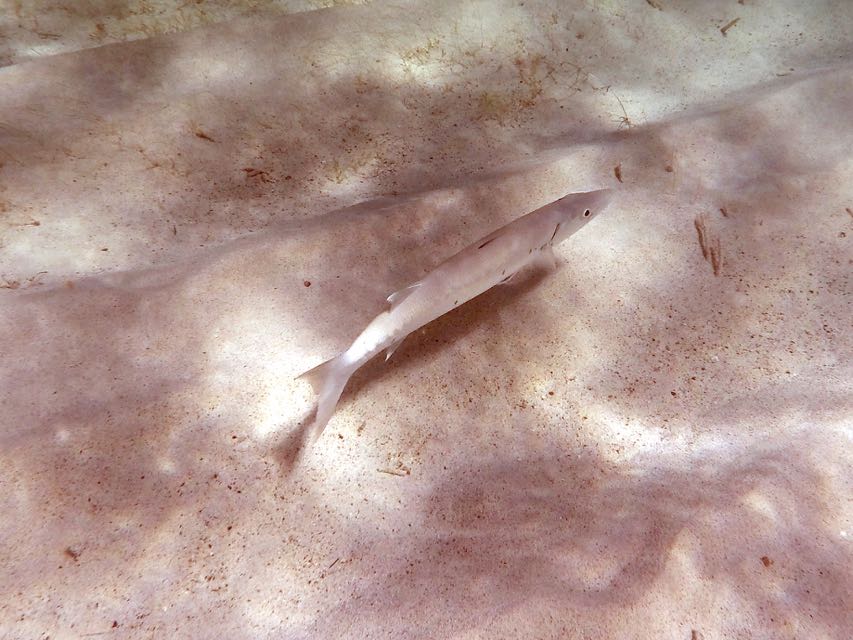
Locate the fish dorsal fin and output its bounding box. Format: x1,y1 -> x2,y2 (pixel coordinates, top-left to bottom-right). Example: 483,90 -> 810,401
386,282 -> 421,309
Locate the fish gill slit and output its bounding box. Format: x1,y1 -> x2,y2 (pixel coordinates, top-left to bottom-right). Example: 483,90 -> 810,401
549,223 -> 561,244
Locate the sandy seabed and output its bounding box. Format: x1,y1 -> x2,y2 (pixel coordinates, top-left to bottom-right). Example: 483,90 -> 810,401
1,1 -> 851,638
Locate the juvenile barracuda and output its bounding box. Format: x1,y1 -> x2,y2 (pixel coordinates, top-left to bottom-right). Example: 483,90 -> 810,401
298,188 -> 612,438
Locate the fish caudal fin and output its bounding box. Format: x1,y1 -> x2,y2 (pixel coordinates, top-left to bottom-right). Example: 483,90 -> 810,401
296,355 -> 356,440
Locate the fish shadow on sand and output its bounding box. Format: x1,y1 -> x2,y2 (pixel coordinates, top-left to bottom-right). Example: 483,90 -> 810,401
272,266 -> 554,471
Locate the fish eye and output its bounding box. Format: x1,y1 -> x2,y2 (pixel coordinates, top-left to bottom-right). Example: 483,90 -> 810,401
583,209 -> 591,217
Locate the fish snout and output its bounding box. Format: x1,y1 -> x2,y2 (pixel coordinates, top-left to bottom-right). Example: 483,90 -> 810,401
582,188 -> 614,220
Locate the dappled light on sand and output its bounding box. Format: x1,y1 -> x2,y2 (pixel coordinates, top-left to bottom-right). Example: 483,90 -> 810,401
1,1 -> 851,638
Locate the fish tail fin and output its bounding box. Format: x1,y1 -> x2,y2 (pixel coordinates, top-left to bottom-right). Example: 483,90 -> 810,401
296,354 -> 356,440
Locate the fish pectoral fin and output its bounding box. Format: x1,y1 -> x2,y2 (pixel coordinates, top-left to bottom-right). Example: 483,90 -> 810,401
499,271 -> 520,285
534,245 -> 558,271
386,282 -> 422,309
385,335 -> 407,362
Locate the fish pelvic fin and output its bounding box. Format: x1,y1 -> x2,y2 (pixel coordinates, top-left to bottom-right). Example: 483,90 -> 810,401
385,335 -> 408,362
296,355 -> 357,440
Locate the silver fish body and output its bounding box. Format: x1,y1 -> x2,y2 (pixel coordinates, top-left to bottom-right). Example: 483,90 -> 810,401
298,188 -> 612,438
